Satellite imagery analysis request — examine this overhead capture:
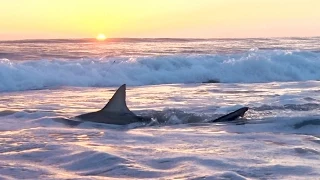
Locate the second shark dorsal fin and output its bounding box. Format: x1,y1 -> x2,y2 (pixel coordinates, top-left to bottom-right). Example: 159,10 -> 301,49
101,84 -> 132,114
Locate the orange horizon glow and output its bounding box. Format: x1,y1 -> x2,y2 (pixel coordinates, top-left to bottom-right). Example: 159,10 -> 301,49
0,0 -> 320,40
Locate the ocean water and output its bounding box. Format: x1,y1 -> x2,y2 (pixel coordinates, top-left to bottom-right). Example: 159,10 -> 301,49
0,38 -> 320,179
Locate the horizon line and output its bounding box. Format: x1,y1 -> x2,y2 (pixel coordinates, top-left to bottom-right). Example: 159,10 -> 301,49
1,36 -> 320,42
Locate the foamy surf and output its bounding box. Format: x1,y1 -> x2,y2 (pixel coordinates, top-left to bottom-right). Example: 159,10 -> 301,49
0,82 -> 320,179
1,49 -> 320,92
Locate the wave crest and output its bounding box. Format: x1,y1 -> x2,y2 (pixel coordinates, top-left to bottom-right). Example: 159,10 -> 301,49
1,50 -> 320,92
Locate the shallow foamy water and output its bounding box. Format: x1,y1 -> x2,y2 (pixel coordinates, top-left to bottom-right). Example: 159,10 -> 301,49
0,82 -> 319,179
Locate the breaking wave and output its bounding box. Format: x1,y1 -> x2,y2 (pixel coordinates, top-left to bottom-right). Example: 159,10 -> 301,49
1,50 -> 320,92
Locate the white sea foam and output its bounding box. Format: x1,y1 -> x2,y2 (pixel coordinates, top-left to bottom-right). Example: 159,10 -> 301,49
0,82 -> 320,179
1,50 -> 320,92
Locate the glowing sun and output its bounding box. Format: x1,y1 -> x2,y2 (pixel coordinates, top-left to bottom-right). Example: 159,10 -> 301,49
96,33 -> 107,41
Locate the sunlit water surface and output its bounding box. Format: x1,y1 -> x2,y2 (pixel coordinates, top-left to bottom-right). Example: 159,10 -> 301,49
0,82 -> 319,179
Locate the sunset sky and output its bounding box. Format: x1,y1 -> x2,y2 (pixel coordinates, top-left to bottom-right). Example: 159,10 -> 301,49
0,0 -> 319,40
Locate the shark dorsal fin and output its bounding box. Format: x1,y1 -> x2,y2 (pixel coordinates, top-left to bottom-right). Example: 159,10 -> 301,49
101,84 -> 132,114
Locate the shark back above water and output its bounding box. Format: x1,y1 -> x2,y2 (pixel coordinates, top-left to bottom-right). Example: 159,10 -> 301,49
75,84 -> 249,125
76,84 -> 146,125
